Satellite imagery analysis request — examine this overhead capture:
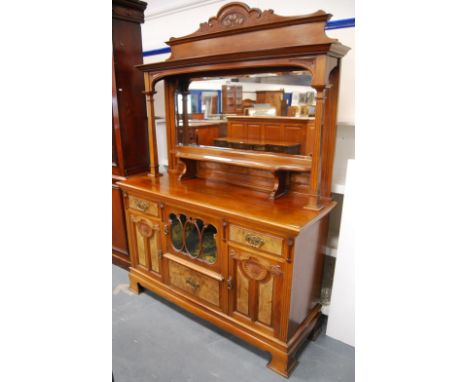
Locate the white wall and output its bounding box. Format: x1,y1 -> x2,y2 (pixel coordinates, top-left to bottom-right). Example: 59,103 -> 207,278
327,159 -> 355,346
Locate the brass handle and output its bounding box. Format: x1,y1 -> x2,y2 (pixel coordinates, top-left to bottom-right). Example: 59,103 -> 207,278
227,275 -> 233,290
245,233 -> 264,248
186,277 -> 200,290
163,224 -> 169,236
135,199 -> 149,212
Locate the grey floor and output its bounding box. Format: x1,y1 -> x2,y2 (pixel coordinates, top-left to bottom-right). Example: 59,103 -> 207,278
113,265 -> 354,382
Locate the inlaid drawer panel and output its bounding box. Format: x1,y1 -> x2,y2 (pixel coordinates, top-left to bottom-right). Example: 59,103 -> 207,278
128,195 -> 159,217
229,225 -> 283,256
166,254 -> 222,307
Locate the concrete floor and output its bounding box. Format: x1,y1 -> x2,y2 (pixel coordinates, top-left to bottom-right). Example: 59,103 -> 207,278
113,265 -> 354,382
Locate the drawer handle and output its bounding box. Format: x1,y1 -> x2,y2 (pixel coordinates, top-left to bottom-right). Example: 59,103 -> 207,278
135,199 -> 149,212
185,277 -> 200,290
227,275 -> 233,290
245,233 -> 265,249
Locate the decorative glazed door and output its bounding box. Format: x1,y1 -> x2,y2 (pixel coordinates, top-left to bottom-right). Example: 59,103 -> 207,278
162,208 -> 225,311
164,210 -> 221,271
227,246 -> 284,338
128,212 -> 163,276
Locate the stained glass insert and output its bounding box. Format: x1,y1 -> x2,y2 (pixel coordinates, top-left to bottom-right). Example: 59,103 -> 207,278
201,224 -> 217,264
168,213 -> 217,265
185,221 -> 201,257
170,213 -> 184,251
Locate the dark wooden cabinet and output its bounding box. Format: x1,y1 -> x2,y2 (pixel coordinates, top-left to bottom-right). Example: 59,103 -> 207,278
112,0 -> 148,268
222,85 -> 243,114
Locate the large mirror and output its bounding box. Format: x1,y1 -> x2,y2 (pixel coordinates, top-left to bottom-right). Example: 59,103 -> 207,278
175,70 -> 315,156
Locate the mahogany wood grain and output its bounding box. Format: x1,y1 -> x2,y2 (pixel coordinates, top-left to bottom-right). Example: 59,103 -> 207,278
118,174 -> 335,235
119,2 -> 349,376
112,0 -> 149,268
112,181 -> 129,268
112,16 -> 149,176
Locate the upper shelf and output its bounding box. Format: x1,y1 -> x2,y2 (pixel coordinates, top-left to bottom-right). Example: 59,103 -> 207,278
175,145 -> 312,172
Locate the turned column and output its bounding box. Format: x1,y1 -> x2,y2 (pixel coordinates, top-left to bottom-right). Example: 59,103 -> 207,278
181,89 -> 191,145
143,72 -> 160,178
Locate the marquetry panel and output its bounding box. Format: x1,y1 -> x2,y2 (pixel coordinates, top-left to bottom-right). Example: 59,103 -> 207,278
149,233 -> 160,273
236,266 -> 249,316
128,195 -> 159,217
258,277 -> 274,326
229,224 -> 284,256
168,259 -> 220,307
228,247 -> 284,336
136,229 -> 146,266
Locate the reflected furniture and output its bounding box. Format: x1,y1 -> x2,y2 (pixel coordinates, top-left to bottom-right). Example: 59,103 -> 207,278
117,2 -> 349,377
222,84 -> 243,114
213,115 -> 313,155
256,90 -> 285,116
112,0 -> 148,269
191,120 -> 227,146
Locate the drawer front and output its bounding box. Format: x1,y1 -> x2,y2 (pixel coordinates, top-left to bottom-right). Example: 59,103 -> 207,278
229,225 -> 283,256
167,257 -> 221,307
128,195 -> 159,217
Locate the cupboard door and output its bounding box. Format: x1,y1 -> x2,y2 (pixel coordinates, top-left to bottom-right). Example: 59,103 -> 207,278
228,247 -> 283,337
128,213 -> 162,276
164,210 -> 221,272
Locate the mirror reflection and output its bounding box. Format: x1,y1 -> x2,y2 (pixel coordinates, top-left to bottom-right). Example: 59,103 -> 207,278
175,70 -> 315,156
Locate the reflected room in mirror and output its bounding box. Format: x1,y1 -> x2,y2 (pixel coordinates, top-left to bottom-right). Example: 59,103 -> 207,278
175,70 -> 316,156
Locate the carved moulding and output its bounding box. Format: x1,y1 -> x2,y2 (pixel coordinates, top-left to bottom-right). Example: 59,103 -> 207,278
131,215 -> 159,238
229,248 -> 283,282
170,2 -> 331,41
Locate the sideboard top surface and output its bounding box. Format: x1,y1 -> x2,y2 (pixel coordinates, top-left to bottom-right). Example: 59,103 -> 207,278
118,174 -> 335,234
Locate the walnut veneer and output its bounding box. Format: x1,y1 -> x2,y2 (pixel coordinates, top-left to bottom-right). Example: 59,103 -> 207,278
117,2 -> 349,377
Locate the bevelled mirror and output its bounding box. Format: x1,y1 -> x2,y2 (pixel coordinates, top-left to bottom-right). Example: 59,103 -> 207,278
174,70 -> 315,156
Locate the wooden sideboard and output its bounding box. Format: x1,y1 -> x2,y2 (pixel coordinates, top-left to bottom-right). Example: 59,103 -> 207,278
117,2 -> 349,377
214,116 -> 313,155
112,0 -> 148,269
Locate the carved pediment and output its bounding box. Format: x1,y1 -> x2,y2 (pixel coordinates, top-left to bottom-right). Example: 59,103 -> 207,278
167,2 -> 332,43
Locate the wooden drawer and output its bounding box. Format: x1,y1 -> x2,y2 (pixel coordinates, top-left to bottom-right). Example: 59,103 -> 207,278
165,253 -> 223,308
229,224 -> 284,257
128,195 -> 159,217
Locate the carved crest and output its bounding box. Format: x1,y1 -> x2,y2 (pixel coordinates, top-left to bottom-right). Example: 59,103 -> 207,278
221,12 -> 246,27
194,3 -> 269,35
230,248 -> 283,281
167,2 -> 332,43
241,259 -> 268,281
137,221 -> 153,238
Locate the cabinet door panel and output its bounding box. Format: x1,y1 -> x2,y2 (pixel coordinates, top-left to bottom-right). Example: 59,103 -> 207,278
128,213 -> 162,275
164,208 -> 221,273
228,247 -> 283,337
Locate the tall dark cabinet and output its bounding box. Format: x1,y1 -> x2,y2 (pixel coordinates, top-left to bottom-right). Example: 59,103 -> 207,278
112,0 -> 148,269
